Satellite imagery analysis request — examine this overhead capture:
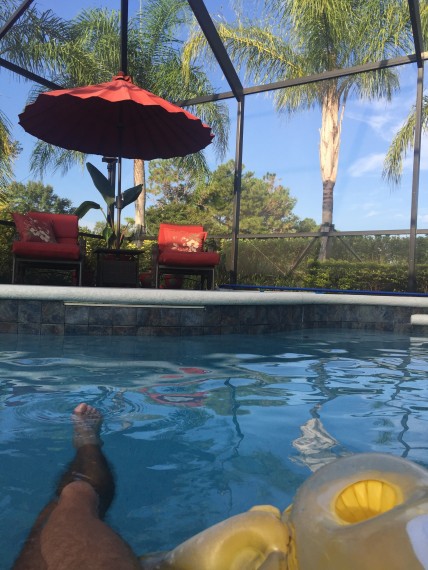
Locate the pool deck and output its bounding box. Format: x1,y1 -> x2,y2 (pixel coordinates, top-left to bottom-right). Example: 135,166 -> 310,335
1,284 -> 428,336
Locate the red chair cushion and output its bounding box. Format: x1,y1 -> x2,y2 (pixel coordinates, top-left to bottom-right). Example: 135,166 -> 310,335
12,212 -> 57,243
12,241 -> 81,260
161,227 -> 207,253
159,223 -> 205,249
27,212 -> 79,243
158,250 -> 220,266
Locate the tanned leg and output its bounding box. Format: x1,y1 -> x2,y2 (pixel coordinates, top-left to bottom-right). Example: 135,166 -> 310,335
13,403 -> 140,570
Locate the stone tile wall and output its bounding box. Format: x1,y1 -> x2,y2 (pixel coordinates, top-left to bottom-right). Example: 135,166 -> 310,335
0,298 -> 425,336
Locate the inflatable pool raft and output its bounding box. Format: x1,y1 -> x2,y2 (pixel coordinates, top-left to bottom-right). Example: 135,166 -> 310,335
140,453 -> 428,570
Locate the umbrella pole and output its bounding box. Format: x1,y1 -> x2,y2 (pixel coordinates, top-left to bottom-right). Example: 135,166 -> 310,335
116,156 -> 123,249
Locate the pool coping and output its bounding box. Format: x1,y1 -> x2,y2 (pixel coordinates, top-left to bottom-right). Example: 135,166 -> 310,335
3,284 -> 428,307
1,284 -> 428,336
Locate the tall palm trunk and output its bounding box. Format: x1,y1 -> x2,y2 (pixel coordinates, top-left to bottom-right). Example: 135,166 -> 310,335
134,158 -> 146,244
318,84 -> 344,261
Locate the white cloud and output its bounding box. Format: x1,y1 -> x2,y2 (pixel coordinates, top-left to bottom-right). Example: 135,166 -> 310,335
347,109 -> 405,142
347,91 -> 418,142
347,131 -> 428,179
361,201 -> 378,210
348,153 -> 385,177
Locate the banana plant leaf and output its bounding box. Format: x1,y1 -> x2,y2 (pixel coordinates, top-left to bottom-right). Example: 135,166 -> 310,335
86,162 -> 115,207
122,183 -> 143,209
74,200 -> 101,219
102,224 -> 115,246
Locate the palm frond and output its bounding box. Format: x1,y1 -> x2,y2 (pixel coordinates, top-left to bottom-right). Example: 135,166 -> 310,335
0,110 -> 17,190
30,141 -> 86,178
383,96 -> 428,185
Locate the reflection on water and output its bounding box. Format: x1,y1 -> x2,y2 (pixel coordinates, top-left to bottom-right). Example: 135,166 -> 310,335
291,417 -> 348,471
1,330 -> 428,567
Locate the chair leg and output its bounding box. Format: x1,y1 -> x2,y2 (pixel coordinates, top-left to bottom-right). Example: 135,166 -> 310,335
12,256 -> 16,284
12,259 -> 24,284
78,261 -> 83,286
207,268 -> 214,290
155,265 -> 160,288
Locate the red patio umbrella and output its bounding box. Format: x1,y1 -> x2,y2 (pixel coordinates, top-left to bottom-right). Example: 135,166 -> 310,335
18,72 -> 214,244
18,71 -> 214,159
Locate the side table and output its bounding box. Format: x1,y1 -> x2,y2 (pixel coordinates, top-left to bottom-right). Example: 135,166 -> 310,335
95,248 -> 142,287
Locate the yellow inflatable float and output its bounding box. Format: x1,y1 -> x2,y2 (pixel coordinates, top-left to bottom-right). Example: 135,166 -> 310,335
140,453 -> 428,570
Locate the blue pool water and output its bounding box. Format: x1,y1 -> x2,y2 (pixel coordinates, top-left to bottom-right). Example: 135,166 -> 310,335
1,329 -> 428,567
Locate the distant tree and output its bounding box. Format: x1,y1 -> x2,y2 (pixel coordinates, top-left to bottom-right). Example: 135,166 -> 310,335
147,159 -> 198,205
1,181 -> 74,214
145,159 -> 315,234
144,159 -> 206,231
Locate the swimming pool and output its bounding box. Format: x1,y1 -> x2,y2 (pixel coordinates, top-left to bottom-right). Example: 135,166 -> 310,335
2,329 -> 428,567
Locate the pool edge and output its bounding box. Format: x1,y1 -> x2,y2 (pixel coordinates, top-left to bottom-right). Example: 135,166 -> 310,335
1,285 -> 428,336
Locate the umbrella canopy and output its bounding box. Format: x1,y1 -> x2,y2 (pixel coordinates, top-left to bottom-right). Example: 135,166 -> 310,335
19,72 -> 214,248
18,72 -> 214,160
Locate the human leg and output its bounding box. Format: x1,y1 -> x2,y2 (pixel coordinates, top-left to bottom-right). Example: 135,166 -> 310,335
13,403 -> 140,570
55,402 -> 115,518
40,479 -> 140,570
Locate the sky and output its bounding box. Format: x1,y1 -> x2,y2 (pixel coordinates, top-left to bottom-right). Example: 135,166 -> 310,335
1,0 -> 427,232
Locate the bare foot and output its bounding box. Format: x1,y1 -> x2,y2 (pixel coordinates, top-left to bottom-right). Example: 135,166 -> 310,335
72,403 -> 102,448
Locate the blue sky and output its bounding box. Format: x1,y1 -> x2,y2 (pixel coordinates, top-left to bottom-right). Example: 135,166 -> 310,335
1,0 -> 427,232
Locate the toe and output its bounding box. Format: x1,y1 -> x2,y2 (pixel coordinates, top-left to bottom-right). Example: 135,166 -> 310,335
74,403 -> 89,415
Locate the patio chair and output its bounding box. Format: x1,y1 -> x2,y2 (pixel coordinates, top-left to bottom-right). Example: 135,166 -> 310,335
11,212 -> 85,286
153,223 -> 220,290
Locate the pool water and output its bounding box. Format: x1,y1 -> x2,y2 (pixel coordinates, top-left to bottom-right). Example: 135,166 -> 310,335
2,329 -> 428,567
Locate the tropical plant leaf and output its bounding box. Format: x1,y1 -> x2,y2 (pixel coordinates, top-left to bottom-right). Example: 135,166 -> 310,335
102,224 -> 115,247
86,162 -> 115,206
122,184 -> 143,209
74,200 -> 101,218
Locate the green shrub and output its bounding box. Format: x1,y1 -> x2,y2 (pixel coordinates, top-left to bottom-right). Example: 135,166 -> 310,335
234,260 -> 428,293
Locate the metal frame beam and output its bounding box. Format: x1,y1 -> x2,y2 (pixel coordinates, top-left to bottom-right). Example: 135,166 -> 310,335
230,97 -> 245,283
0,57 -> 61,90
120,0 -> 128,75
186,0 -> 243,101
408,66 -> 424,291
0,0 -> 34,41
180,53 -> 428,106
407,0 -> 425,291
185,0 -> 245,285
408,0 -> 425,67
0,0 -> 62,90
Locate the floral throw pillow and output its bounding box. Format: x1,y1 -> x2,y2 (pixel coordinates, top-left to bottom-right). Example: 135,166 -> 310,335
162,228 -> 206,253
13,213 -> 57,243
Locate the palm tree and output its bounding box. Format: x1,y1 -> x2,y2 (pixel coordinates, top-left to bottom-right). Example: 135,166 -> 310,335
184,0 -> 414,259
25,0 -> 229,234
0,0 -> 69,189
382,1 -> 428,185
